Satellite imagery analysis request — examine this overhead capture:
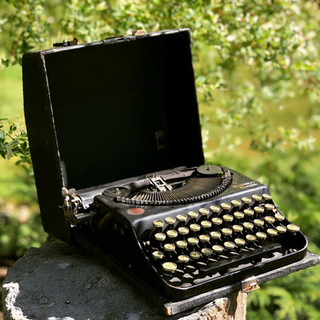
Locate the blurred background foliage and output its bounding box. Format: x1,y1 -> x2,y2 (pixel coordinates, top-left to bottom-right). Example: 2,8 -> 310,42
0,0 -> 320,318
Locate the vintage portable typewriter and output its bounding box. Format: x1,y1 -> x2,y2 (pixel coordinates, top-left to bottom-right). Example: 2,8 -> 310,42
23,29 -> 309,313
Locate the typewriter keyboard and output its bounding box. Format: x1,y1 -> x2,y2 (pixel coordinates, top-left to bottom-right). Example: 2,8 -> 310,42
140,193 -> 306,292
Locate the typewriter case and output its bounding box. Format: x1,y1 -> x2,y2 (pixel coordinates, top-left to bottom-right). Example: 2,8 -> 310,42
23,29 -> 204,242
23,29 -> 309,311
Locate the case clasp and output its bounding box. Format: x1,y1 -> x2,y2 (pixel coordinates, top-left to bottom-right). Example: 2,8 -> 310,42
241,276 -> 260,293
53,38 -> 78,47
132,30 -> 145,36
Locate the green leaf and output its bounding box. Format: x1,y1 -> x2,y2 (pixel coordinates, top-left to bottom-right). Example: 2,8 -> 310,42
0,130 -> 6,142
9,124 -> 17,133
1,58 -> 11,68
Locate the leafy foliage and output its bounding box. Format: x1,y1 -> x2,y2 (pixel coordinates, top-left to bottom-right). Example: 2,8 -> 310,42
0,0 -> 49,66
0,118 -> 31,174
247,265 -> 320,320
1,0 -> 319,153
0,210 -> 46,258
1,1 -> 320,319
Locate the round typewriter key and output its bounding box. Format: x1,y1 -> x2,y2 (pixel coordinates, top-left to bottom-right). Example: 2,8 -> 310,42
199,234 -> 210,243
241,197 -> 252,204
264,216 -> 275,225
234,211 -> 244,220
221,203 -> 231,211
223,214 -> 233,222
224,241 -> 236,250
210,231 -> 221,240
262,194 -> 272,202
221,228 -> 232,236
164,243 -> 175,252
244,209 -> 254,218
188,211 -> 198,219
187,237 -> 199,246
254,219 -> 264,228
231,200 -> 241,207
153,220 -> 164,229
176,214 -> 187,222
246,234 -> 257,243
190,224 -> 201,233
256,232 -> 267,241
201,220 -> 212,229
155,233 -> 166,242
252,194 -> 262,202
199,208 -> 210,216
212,245 -> 224,253
162,262 -> 177,273
178,227 -> 189,236
167,230 -> 178,239
265,203 -> 275,211
152,251 -> 164,260
254,206 -> 264,216
212,217 -> 223,226
190,251 -> 201,260
243,222 -> 254,230
176,240 -> 188,249
165,217 -> 176,225
232,224 -> 243,233
201,248 -> 213,257
267,228 -> 278,237
276,225 -> 287,234
287,224 -> 300,233
275,213 -> 285,222
234,238 -> 246,247
210,205 -> 220,213
178,255 -> 190,264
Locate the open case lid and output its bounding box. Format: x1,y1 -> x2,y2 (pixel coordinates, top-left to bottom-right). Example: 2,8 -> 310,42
23,28 -> 204,241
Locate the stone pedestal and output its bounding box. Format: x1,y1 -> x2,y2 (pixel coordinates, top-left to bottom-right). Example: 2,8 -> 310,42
2,240 -> 247,320
3,240 -> 319,320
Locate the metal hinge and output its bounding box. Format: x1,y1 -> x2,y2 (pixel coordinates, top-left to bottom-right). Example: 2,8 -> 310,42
241,276 -> 260,293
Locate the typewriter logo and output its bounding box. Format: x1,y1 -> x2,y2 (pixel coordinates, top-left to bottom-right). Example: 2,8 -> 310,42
127,208 -> 145,215
232,181 -> 259,190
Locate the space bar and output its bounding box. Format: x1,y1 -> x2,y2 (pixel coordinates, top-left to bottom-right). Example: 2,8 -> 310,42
200,242 -> 283,275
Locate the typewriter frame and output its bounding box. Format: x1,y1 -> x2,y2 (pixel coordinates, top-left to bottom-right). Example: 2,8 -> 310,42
22,28 -> 315,316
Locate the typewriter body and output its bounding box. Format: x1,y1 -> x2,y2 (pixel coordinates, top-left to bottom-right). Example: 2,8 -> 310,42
23,29 -> 308,311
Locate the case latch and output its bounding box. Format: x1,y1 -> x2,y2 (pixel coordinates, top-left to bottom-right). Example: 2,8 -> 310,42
53,38 -> 78,47
241,276 -> 260,293
132,30 -> 145,36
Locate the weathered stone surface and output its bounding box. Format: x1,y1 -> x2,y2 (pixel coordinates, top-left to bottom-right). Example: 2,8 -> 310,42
5,240 -> 317,319
2,241 -> 234,320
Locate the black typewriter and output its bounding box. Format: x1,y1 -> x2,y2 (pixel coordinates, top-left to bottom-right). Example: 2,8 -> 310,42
22,28 -> 309,313
66,164 -> 307,302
